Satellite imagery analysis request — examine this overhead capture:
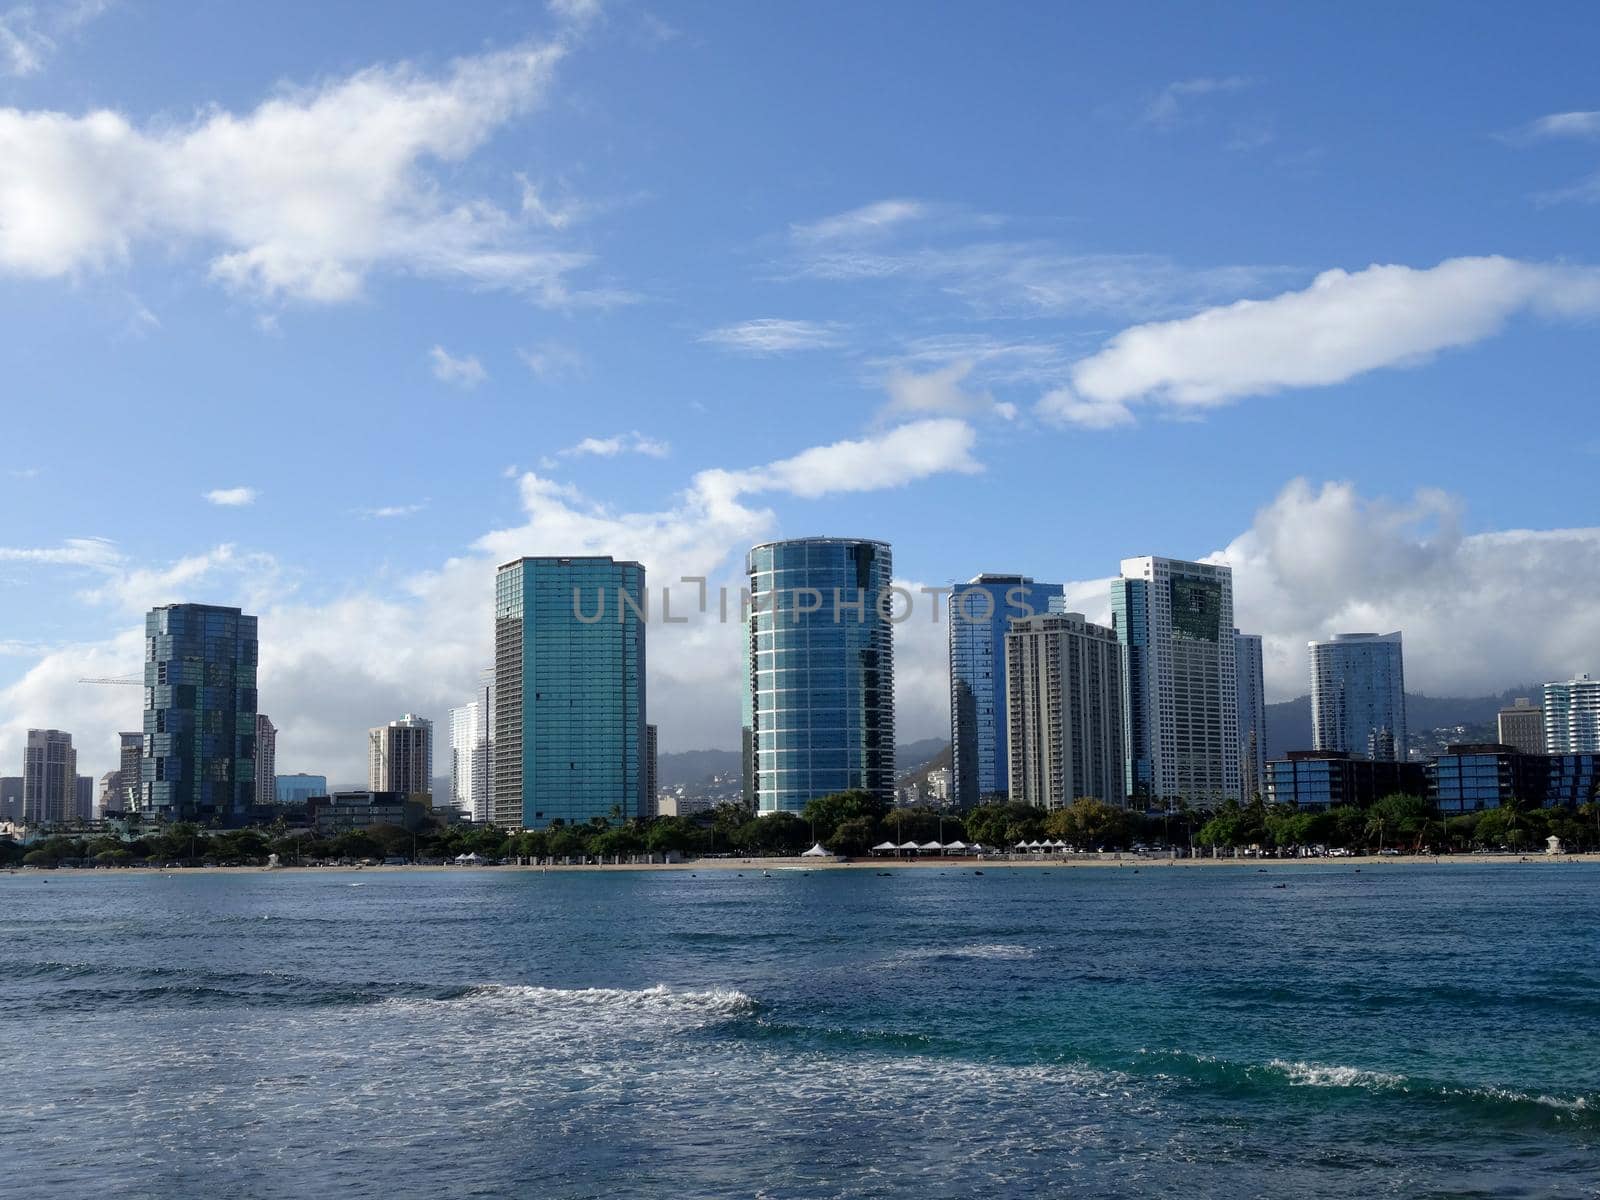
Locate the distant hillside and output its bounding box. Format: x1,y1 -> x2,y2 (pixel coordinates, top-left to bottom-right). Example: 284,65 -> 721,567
659,739 -> 952,791
1263,686 -> 1543,759
657,749 -> 741,789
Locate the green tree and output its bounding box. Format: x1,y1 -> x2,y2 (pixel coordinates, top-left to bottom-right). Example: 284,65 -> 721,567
964,802 -> 1045,847
828,816 -> 879,856
801,790 -> 889,843
1044,798 -> 1129,849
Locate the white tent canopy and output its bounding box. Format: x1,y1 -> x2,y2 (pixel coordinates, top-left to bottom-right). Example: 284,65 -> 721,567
943,840 -> 968,850
454,852 -> 481,862
800,843 -> 829,857
918,840 -> 944,851
898,841 -> 920,851
871,841 -> 899,852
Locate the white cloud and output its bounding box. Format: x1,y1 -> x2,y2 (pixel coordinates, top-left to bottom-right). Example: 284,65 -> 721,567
700,318 -> 843,354
0,39 -> 613,305
557,431 -> 670,459
792,199 -> 926,243
204,486 -> 258,507
882,360 -> 1012,421
1043,256 -> 1600,426
0,536 -> 122,568
77,543 -> 285,616
7,466 -> 42,478
698,418 -> 981,502
359,503 -> 428,519
1215,478 -> 1600,701
1504,110 -> 1600,143
0,1 -> 108,77
430,345 -> 488,388
519,340 -> 585,379
1143,76 -> 1253,126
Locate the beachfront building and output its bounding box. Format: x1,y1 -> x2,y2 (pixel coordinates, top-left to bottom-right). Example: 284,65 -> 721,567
492,556 -> 649,830
1266,750 -> 1427,811
743,537 -> 895,815
141,603 -> 259,824
1543,674 -> 1600,754
948,574 -> 1064,810
1111,556 -> 1239,805
369,714 -> 434,800
254,714 -> 277,807
449,675 -> 494,824
1235,631 -> 1267,801
1004,612 -> 1125,809
1310,632 -> 1407,761
646,723 -> 659,818
1497,698 -> 1545,756
22,729 -> 77,825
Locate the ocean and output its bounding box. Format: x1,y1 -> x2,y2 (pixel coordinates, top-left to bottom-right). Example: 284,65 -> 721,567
1,862 -> 1596,1198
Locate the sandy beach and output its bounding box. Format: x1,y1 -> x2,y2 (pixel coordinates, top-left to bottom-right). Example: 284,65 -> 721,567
12,851 -> 1598,876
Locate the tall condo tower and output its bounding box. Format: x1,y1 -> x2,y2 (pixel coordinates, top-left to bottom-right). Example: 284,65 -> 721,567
254,714 -> 277,808
1543,674 -> 1600,753
492,556 -> 648,830
743,538 -> 895,814
449,668 -> 494,822
1496,697 -> 1545,756
1111,556 -> 1239,804
22,729 -> 76,825
1234,631 -> 1267,801
1309,632 -> 1407,761
369,714 -> 434,798
1004,613 -> 1125,808
142,603 -> 259,823
948,574 -> 1064,810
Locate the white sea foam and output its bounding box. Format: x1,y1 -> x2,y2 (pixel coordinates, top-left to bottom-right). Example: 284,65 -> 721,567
460,982 -> 757,1019
1267,1059 -> 1407,1090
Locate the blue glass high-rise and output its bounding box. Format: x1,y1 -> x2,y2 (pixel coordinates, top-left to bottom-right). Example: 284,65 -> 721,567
491,556 -> 648,830
744,538 -> 895,814
948,574 -> 1064,809
141,603 -> 259,824
1310,632 -> 1407,761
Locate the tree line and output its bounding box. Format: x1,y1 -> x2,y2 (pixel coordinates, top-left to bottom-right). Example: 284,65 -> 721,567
5,790 -> 1597,868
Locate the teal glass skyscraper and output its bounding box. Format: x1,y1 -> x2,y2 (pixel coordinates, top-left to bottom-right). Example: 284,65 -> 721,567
141,603 -> 259,823
743,537 -> 895,814
491,556 -> 648,830
948,574 -> 1064,809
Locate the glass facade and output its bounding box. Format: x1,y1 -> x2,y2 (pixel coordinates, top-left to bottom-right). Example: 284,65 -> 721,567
492,557 -> 647,830
949,575 -> 1064,809
1310,632 -> 1407,761
744,538 -> 895,814
275,774 -> 328,805
141,603 -> 259,824
1543,675 -> 1600,754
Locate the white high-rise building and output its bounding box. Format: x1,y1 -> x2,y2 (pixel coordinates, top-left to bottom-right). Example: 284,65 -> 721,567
369,714 -> 434,798
1544,674 -> 1600,753
1005,612 -> 1125,809
1234,631 -> 1266,801
1310,632 -> 1407,761
449,670 -> 494,822
1110,557 -> 1239,804
22,729 -> 76,826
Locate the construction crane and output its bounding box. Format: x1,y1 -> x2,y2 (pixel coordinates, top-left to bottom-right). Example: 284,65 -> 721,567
77,675 -> 143,685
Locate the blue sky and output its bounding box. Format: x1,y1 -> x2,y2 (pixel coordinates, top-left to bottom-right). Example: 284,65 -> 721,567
3,0 -> 1599,780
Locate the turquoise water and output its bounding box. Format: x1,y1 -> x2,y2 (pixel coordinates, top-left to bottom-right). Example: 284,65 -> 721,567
1,862 -> 1596,1197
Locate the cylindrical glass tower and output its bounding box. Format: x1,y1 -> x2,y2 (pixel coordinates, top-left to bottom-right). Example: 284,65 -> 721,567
743,537 -> 896,814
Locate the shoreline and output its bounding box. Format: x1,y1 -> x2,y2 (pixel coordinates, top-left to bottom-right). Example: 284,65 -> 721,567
8,852 -> 1598,876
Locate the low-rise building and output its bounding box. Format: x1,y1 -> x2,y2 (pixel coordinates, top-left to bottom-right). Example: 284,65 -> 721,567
306,790 -> 432,836
1265,750 -> 1427,811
